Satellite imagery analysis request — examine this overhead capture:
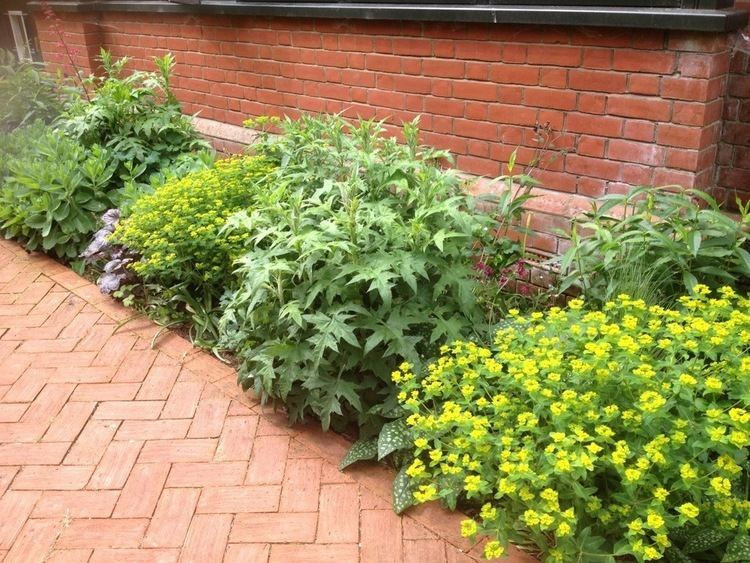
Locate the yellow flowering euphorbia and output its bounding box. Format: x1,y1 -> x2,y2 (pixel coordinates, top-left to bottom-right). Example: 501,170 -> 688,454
398,287 -> 750,562
114,156 -> 275,290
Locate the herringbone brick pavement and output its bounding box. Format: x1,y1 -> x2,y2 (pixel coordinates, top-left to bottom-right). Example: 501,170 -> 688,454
0,240 -> 535,563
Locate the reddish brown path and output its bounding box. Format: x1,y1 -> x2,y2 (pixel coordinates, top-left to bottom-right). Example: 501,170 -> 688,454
0,240 -> 535,563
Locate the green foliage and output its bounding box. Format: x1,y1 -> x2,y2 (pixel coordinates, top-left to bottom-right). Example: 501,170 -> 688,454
0,126 -> 115,260
398,287 -> 750,562
114,156 -> 275,294
0,49 -> 65,132
558,186 -> 750,305
58,49 -> 210,190
220,115 -> 495,432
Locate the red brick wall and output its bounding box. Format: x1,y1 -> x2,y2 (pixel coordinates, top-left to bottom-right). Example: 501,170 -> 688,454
35,10 -> 742,256
718,0 -> 750,206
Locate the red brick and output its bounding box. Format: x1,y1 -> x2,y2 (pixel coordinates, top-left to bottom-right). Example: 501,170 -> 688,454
167,461 -> 246,488
452,81 -> 497,102
3,519 -> 61,563
566,154 -> 622,179
230,513 -> 317,543
94,401 -> 164,420
113,463 -> 171,518
317,483 -> 359,543
161,381 -> 205,419
536,67 -> 565,89
56,519 -> 149,549
143,488 -> 200,548
527,45 -> 581,67
88,548 -> 179,563
454,40 -> 500,61
215,415 -> 257,461
224,544 -> 271,563
577,137 -> 606,158
13,465 -> 94,490
613,50 -> 676,73
270,544 -> 360,563
21,383 -> 74,423
32,490 -> 120,518
137,365 -> 181,401
116,419 -> 191,441
139,439 -> 217,463
422,58 -> 464,78
623,120 -> 656,142
0,491 -> 40,549
0,443 -> 69,466
360,510 -> 403,563
404,540 -> 448,563
524,87 -> 577,110
64,419 -> 119,465
180,514 -> 232,563
668,31 -> 728,53
2,368 -> 50,403
566,113 -> 623,137
187,391 -> 230,438
607,95 -> 672,121
197,485 -> 280,513
279,458 -> 322,512
657,123 -> 710,150
626,74 -> 660,96
87,439 -> 141,490
569,69 -> 626,93
609,139 -> 665,166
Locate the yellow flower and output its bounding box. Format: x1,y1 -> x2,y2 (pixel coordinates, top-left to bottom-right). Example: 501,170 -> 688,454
483,541 -> 505,559
710,476 -> 732,496
704,376 -> 723,392
556,522 -> 572,537
414,438 -> 428,449
678,503 -> 700,518
646,512 -> 665,529
460,519 -> 477,538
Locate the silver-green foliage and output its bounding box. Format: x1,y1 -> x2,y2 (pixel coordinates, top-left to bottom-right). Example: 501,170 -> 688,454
220,115 -> 495,431
0,126 -> 116,260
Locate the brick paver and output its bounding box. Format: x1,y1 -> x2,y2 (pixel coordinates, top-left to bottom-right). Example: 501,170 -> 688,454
0,240 -> 536,563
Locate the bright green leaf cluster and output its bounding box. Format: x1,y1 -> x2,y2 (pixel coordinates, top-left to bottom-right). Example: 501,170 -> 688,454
113,155 -> 275,293
398,286 -> 750,562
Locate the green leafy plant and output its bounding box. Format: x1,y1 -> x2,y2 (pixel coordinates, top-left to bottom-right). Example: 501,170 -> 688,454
58,49 -> 210,191
219,115 -> 497,433
112,155 -> 275,346
398,287 -> 750,562
558,186 -> 750,305
0,126 -> 116,262
0,49 -> 65,132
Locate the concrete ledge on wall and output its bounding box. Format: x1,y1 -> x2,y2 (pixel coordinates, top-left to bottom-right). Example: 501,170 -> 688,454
35,1 -> 749,32
192,116 -> 259,154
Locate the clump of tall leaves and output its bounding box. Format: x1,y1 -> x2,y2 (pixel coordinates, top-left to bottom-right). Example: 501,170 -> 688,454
0,49 -> 65,132
0,125 -> 116,263
58,49 -> 210,192
220,115 -> 495,433
558,186 -> 750,305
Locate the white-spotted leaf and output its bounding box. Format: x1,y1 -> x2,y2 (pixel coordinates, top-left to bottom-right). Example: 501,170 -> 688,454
392,465 -> 415,514
377,418 -> 411,461
339,438 -> 378,470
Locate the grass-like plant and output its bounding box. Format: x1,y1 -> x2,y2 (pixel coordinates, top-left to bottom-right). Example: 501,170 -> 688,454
558,186 -> 750,305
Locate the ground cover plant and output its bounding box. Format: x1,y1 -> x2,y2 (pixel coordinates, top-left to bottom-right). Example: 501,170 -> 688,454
218,115 -> 525,433
559,186 -> 750,305
397,287 -> 750,562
